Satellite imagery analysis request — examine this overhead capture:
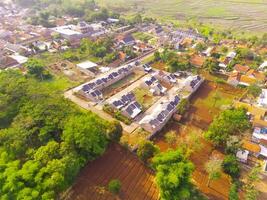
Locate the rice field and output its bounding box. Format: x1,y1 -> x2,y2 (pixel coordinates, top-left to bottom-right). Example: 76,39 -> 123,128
97,0 -> 267,34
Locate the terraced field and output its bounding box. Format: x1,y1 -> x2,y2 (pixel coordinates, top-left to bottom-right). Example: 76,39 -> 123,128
63,143 -> 159,200
97,0 -> 267,34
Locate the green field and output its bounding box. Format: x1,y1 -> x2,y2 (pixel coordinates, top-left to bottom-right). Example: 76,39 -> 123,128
97,0 -> 267,34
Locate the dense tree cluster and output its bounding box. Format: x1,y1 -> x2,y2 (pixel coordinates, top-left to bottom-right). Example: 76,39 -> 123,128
154,49 -> 192,72
204,108 -> 251,146
0,71 -> 118,199
152,149 -> 194,200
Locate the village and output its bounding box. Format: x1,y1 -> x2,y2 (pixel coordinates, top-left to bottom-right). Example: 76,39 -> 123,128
1,1 -> 267,200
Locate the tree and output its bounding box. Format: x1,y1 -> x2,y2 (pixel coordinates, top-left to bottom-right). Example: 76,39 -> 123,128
63,114 -> 108,159
176,98 -> 189,115
152,149 -> 194,200
222,155 -> 240,179
244,166 -> 261,200
204,108 -> 251,146
137,141 -> 159,163
154,51 -> 161,61
25,58 -> 48,80
203,58 -> 219,74
205,158 -> 223,187
164,131 -> 177,146
108,179 -> 121,194
229,182 -> 239,200
0,70 -> 113,199
195,42 -> 206,52
247,84 -> 262,98
106,121 -> 122,142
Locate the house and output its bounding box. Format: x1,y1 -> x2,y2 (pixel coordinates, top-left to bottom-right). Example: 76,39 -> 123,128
141,76 -> 167,96
52,25 -> 82,40
107,18 -> 119,23
117,34 -> 135,46
142,63 -> 152,72
110,92 -> 135,110
219,51 -> 236,69
183,75 -> 204,94
109,92 -> 142,119
0,54 -> 28,69
190,54 -> 205,68
133,42 -> 152,53
234,101 -> 267,127
76,60 -> 98,76
263,161 -> 267,173
75,21 -> 93,34
252,127 -> 267,142
242,140 -> 261,157
236,150 -> 249,163
258,61 -> 267,71
202,47 -> 214,57
139,95 -> 180,134
234,64 -> 250,74
0,56 -> 18,69
123,101 -> 142,119
257,89 -> 267,108
228,69 -> 265,87
154,71 -> 177,85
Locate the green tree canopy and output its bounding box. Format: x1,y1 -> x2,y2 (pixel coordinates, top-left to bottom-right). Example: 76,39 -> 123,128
152,149 -> 195,200
0,70 -> 109,199
137,141 -> 159,163
204,108 -> 251,146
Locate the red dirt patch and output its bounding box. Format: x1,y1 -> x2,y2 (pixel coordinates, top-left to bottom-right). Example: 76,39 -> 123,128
63,143 -> 159,200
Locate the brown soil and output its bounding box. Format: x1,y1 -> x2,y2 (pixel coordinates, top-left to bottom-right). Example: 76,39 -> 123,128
63,143 -> 159,200
153,80 -> 244,200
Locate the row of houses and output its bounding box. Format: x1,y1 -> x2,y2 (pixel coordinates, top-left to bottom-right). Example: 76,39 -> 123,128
139,74 -> 203,134
234,100 -> 267,171
109,92 -> 143,119
227,64 -> 266,87
75,63 -> 136,102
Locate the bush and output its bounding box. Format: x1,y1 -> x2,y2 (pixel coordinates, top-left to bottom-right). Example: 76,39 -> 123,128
107,121 -> 123,142
137,141 -> 159,163
222,155 -> 240,179
165,131 -> 177,145
176,98 -> 189,115
108,179 -> 121,194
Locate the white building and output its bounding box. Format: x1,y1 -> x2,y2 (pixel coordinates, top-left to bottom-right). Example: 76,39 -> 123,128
182,75 -> 204,94
257,89 -> 267,108
77,60 -> 98,76
139,95 -> 180,134
236,150 -> 249,163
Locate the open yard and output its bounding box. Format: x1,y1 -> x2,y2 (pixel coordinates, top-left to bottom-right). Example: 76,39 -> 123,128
62,143 -> 159,200
152,80 -> 245,200
97,0 -> 267,34
102,70 -> 145,98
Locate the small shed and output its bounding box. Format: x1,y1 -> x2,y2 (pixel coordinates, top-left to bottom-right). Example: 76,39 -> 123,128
236,150 -> 249,163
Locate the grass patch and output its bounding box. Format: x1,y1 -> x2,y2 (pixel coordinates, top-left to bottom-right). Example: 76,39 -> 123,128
132,32 -> 153,42
133,88 -> 154,110
121,128 -> 151,149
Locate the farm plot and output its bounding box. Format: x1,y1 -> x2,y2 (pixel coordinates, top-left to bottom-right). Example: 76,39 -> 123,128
63,143 -> 159,200
97,0 -> 267,33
